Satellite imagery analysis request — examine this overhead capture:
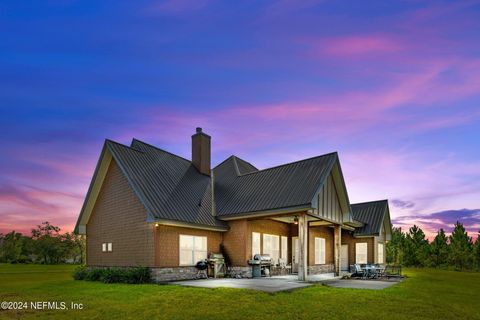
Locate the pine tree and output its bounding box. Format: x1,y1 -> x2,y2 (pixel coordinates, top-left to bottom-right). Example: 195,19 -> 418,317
449,222 -> 473,270
405,225 -> 431,267
430,229 -> 449,267
386,227 -> 405,265
474,231 -> 480,270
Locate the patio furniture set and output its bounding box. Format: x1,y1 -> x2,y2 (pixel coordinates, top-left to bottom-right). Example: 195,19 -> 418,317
350,264 -> 402,279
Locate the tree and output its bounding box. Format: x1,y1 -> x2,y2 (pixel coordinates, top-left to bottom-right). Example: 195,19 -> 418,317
31,222 -> 63,264
387,227 -> 405,265
0,231 -> 31,263
62,232 -> 86,264
449,222 -> 473,270
473,231 -> 480,270
404,225 -> 430,267
430,229 -> 449,267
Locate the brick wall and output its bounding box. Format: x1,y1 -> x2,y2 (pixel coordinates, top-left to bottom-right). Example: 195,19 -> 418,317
222,219 -> 248,266
154,225 -> 222,267
86,160 -> 155,267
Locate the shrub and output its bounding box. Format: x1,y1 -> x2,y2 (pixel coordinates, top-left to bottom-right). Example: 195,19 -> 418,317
84,268 -> 105,281
101,268 -> 126,283
125,267 -> 151,284
72,265 -> 88,280
73,267 -> 151,284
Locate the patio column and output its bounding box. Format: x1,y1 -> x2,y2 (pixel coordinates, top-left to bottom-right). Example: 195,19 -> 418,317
298,213 -> 308,281
334,225 -> 341,276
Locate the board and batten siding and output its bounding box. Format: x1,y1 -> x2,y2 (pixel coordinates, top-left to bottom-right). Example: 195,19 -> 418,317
315,174 -> 343,223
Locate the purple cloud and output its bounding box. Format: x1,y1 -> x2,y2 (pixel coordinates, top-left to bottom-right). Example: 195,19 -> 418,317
391,199 -> 415,209
392,208 -> 480,240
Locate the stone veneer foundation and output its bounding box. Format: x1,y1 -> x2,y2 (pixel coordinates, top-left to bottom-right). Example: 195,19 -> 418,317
150,264 -> 335,282
151,267 -> 200,282
307,264 -> 335,274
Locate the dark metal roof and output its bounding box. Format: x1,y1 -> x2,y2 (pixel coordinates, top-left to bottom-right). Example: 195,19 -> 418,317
213,153 -> 338,217
106,139 -> 227,230
82,137 -> 348,229
351,200 -> 389,236
233,156 -> 258,175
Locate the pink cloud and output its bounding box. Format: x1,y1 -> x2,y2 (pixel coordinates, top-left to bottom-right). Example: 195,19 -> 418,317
0,184 -> 82,235
319,35 -> 402,56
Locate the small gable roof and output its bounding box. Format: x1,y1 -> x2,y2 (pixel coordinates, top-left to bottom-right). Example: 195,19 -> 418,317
351,200 -> 391,237
214,152 -> 340,218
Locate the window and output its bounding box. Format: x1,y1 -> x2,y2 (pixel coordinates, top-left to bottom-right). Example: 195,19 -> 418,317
179,235 -> 207,266
252,232 -> 261,258
103,243 -> 112,252
315,237 -> 326,264
263,234 -> 280,264
281,236 -> 288,260
378,243 -> 384,264
356,243 -> 368,264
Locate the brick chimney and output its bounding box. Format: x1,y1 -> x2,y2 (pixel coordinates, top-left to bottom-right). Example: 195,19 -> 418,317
191,127 -> 211,175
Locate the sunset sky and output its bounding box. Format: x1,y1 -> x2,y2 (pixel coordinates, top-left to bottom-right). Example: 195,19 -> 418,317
1,0 -> 479,239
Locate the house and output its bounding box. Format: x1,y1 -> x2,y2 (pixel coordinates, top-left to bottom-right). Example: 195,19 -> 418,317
75,128 -> 392,281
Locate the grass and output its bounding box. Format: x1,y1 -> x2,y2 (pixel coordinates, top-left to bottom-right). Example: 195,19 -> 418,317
0,264 -> 479,320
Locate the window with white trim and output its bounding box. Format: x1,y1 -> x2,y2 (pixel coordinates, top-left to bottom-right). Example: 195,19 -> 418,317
179,235 -> 207,266
378,243 -> 384,264
356,242 -> 368,264
315,237 -> 326,264
102,243 -> 107,252
252,232 -> 261,258
281,236 -> 288,260
263,234 -> 280,264
102,243 -> 112,252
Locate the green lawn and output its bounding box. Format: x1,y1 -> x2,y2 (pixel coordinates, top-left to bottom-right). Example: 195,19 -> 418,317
0,264 -> 479,320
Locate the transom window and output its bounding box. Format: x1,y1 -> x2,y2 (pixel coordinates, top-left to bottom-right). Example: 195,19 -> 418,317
102,243 -> 112,252
179,235 -> 207,266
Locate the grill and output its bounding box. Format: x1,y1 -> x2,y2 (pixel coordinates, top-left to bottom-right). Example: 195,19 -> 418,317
248,254 -> 273,277
195,259 -> 208,279
208,253 -> 225,278
195,260 -> 208,270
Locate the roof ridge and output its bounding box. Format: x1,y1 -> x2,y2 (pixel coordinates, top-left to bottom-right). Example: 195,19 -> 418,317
238,151 -> 338,177
232,155 -> 258,171
105,139 -> 144,154
131,138 -> 191,163
213,155 -> 236,170
351,199 -> 388,206
231,156 -> 241,176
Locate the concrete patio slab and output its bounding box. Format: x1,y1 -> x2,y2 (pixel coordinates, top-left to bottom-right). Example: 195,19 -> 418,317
321,279 -> 402,290
171,278 -> 312,293
272,273 -> 337,282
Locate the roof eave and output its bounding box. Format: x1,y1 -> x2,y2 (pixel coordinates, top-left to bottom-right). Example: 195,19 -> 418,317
148,218 -> 229,232
218,204 -> 312,220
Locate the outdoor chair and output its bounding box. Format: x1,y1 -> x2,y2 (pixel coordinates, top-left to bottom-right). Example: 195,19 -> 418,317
354,264 -> 366,279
